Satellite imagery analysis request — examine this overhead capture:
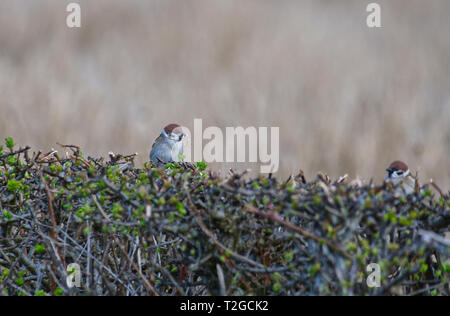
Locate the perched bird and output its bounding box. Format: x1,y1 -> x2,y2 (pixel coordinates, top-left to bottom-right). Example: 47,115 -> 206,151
385,160 -> 416,194
150,124 -> 185,166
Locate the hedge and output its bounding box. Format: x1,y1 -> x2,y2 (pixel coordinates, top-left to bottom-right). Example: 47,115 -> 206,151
0,139 -> 449,296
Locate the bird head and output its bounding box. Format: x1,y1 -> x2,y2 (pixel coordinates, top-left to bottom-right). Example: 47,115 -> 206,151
162,123 -> 185,142
385,160 -> 410,183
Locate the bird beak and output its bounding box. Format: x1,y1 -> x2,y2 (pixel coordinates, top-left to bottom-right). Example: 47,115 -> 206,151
385,168 -> 393,179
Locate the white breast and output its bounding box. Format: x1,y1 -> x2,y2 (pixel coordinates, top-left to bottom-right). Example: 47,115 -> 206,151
171,140 -> 184,162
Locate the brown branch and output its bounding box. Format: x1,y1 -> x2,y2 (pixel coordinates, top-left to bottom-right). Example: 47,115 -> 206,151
37,165 -> 62,292
114,238 -> 159,296
0,146 -> 30,159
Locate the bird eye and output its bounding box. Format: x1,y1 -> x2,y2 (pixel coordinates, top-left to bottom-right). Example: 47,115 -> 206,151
396,170 -> 403,175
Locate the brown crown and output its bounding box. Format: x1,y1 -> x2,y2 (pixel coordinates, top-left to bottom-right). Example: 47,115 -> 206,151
388,160 -> 409,172
163,123 -> 181,134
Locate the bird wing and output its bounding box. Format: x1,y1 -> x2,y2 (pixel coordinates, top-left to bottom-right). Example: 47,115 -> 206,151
150,137 -> 174,163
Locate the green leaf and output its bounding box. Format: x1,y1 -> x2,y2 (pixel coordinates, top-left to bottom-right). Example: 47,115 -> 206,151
35,290 -> 46,296
34,244 -> 46,254
53,288 -> 64,296
273,282 -> 281,292
16,278 -> 24,286
2,210 -> 13,220
6,156 -> 17,166
176,202 -> 187,216
284,251 -> 293,261
5,137 -> 14,149
7,179 -> 21,193
196,161 -> 207,171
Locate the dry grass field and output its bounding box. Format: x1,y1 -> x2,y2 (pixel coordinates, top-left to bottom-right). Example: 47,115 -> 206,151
0,0 -> 449,188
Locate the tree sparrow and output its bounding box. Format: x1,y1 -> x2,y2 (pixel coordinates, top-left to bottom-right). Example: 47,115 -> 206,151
150,124 -> 185,166
385,160 -> 416,195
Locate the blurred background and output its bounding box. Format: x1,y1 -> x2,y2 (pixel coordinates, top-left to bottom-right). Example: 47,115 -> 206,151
0,0 -> 449,187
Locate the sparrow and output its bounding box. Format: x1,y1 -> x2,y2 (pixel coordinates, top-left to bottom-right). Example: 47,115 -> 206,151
150,124 -> 185,166
384,160 -> 416,195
